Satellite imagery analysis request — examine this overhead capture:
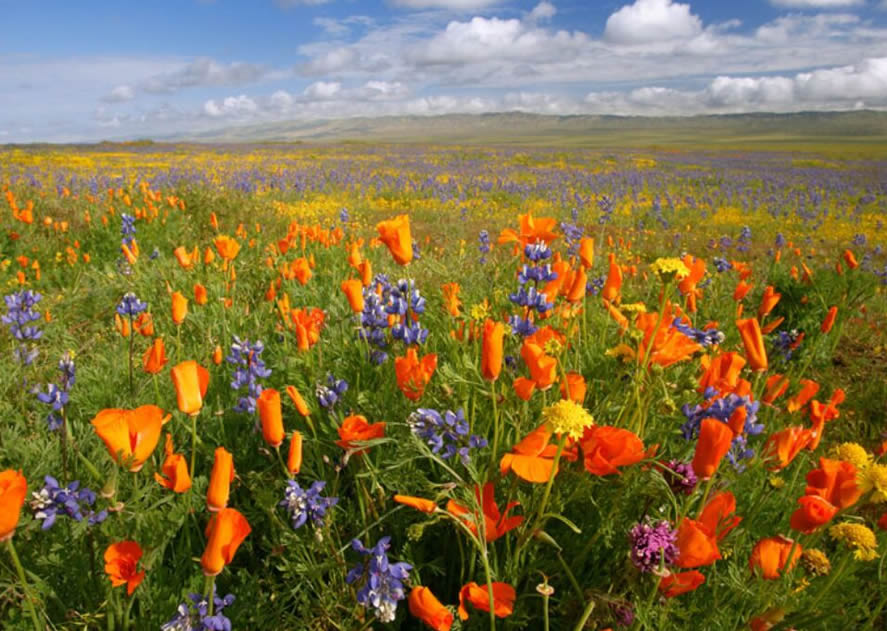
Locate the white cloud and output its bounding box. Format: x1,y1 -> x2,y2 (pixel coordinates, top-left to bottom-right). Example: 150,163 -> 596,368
203,94 -> 258,117
143,58 -> 267,93
527,2 -> 556,22
604,0 -> 702,45
390,0 -> 501,9
303,80 -> 342,99
770,0 -> 863,7
102,85 -> 135,103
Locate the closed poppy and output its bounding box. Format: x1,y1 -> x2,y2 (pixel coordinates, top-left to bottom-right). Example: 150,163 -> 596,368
409,586 -> 454,631
287,431 -> 302,475
336,415 -> 386,453
733,280 -> 753,302
749,536 -> 801,580
565,266 -> 587,303
204,247 -> 215,265
134,312 -> 154,337
201,508 -> 251,577
481,319 -> 505,381
580,425 -> 645,476
171,291 -> 188,325
761,374 -> 790,404
761,426 -> 811,471
0,470 -> 27,542
394,495 -> 438,514
285,385 -> 311,417
842,249 -> 859,269
659,570 -> 705,598
170,360 -> 210,416
194,283 -> 208,306
521,342 -> 557,391
446,483 -> 523,542
758,286 -> 781,318
341,279 -> 364,313
578,237 -> 594,269
212,344 -> 223,365
698,492 -> 741,541
560,372 -> 586,403
154,434 -> 191,493
376,214 -> 413,265
104,541 -> 145,595
601,257 -> 623,304
821,306 -> 838,333
790,495 -> 837,533
206,447 -> 235,512
256,388 -> 285,448
736,317 -> 767,372
115,313 -> 131,338
678,254 -> 707,313
603,299 -> 629,331
395,347 -> 437,401
441,282 -> 462,317
806,389 -> 845,451
691,418 -> 734,479
213,235 -> 241,261
804,457 -> 862,509
142,337 -> 168,374
91,406 -> 165,472
675,518 -> 721,568
500,425 -> 577,483
458,582 -> 515,621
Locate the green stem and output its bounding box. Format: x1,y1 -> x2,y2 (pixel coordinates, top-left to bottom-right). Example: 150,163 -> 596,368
189,409 -> 200,480
205,574 -> 216,617
6,540 -> 42,631
573,598 -> 596,631
557,552 -> 584,601
275,445 -> 291,479
489,379 -> 500,478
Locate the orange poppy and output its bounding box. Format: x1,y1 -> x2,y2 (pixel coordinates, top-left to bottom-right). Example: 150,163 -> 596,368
786,379 -> 819,413
115,313 -> 131,338
206,447 -> 235,512
691,418 -> 734,479
675,518 -> 721,568
194,283 -> 208,306
285,385 -> 311,417
520,341 -> 557,391
603,299 -> 629,332
804,457 -> 861,509
441,282 -> 462,317
170,360 -> 210,416
560,372 -> 586,403
757,286 -> 781,318
578,237 -> 594,268
201,508 -> 251,577
341,279 -> 364,313
204,247 -> 215,265
481,319 -> 505,381
458,582 -> 515,621
761,374 -> 790,404
821,306 -> 838,333
336,415 -> 386,453
636,304 -> 702,368
698,491 -> 741,541
497,211 -> 558,247
142,337 -> 168,374
659,570 -> 705,598
446,483 -> 523,542
409,586 -> 453,631
761,426 -> 811,471
171,291 -> 188,325
134,312 -> 154,337
394,495 -> 438,514
565,266 -> 588,303
376,214 -> 413,265
698,352 -> 746,397
805,389 -> 846,451
154,434 -> 191,493
790,495 -> 837,533
749,536 -> 801,580
91,406 -> 165,472
736,317 -> 768,372
289,307 -> 325,351
678,254 -> 707,313
0,470 -> 27,542
104,541 -> 145,595
214,235 -> 241,261
733,280 -> 753,302
601,257 -> 623,304
212,345 -> 223,365
174,245 -> 198,270
287,431 -> 302,475
395,348 -> 438,401
257,388 -> 285,448
842,249 -> 859,269
580,425 -> 645,476
500,425 -> 578,483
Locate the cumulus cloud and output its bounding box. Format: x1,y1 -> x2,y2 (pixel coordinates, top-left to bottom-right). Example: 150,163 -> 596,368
303,81 -> 342,99
770,0 -> 863,7
527,1 -> 556,22
604,0 -> 703,45
101,85 -> 135,103
143,58 -> 267,93
203,94 -> 259,117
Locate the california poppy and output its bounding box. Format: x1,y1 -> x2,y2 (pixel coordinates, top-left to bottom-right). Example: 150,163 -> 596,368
341,279 -> 364,313
560,372 -> 586,403
257,388 -> 285,448
201,508 -> 251,576
675,518 -> 721,568
749,536 -> 801,580
458,582 -> 515,621
0,470 -> 27,542
174,245 -> 198,270
287,431 -> 302,475
336,415 -> 385,453
91,406 -> 165,472
636,304 -> 702,368
142,337 -> 168,374
212,345 -> 223,365
601,257 -> 623,304
376,214 -> 413,265
821,306 -> 838,333
757,286 -> 781,318
736,318 -> 768,372
497,211 -> 558,247
761,374 -> 790,404
409,586 -> 454,631
395,348 -> 437,401
104,541 -> 145,595
446,483 -> 523,542
171,291 -> 188,325
578,237 -> 594,269
761,426 -> 811,471
698,492 -> 741,541
115,313 -> 131,338
733,280 -> 753,302
520,341 -> 557,391
134,312 -> 154,337
804,457 -> 862,509
580,425 -> 645,476
481,319 -> 505,381
194,283 -> 208,306
786,379 -> 819,413
441,282 -> 462,317
285,385 -> 311,417
659,570 -> 705,598
289,307 -> 325,351
154,433 -> 191,493
500,425 -> 578,483
170,360 -> 210,416
394,495 -> 438,514
842,249 -> 859,269
214,235 -> 241,261
790,495 -> 837,533
691,418 -> 734,479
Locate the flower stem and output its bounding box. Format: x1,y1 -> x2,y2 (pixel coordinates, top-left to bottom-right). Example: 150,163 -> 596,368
7,539 -> 42,631
189,410 -> 200,480
573,598 -> 595,631
205,574 -> 216,617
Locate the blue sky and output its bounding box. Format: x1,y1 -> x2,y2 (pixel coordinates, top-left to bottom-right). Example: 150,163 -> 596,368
2,0 -> 886,142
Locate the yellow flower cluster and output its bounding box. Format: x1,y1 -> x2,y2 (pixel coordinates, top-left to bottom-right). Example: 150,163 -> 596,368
858,463 -> 887,503
829,442 -> 871,469
801,549 -> 831,576
649,257 -> 690,283
541,399 -> 594,440
829,523 -> 878,561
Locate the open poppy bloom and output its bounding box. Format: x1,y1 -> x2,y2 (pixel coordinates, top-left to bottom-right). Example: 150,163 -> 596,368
790,495 -> 837,533
257,388 -> 285,448
698,492 -> 741,541
91,406 -> 165,472
805,389 -> 845,450
580,425 -> 645,476
170,360 -> 210,416
174,245 -> 198,270
207,447 -> 235,512
0,469 -> 27,542
786,379 -> 819,413
659,570 -> 705,598
519,340 -> 558,391
560,372 -> 587,403
409,586 -> 453,631
804,457 -> 862,509
500,425 -> 578,483
497,211 -> 558,247
481,319 -> 505,381
154,433 -> 191,493
458,582 -> 515,621
691,418 -> 734,479
336,415 -> 386,453
341,279 -> 364,313
201,508 -> 251,576
761,426 -> 812,471
134,312 -> 154,337
214,235 -> 241,261
749,536 -> 801,580
441,282 -> 462,317
678,254 -> 706,312
287,431 -> 302,475
376,214 -> 413,265
289,307 -> 325,351
142,337 -> 168,375
394,494 -> 438,514
395,348 -> 438,401
446,483 -> 523,542
675,518 -> 721,568
104,541 -> 145,595
697,352 -> 746,396
635,304 -> 702,368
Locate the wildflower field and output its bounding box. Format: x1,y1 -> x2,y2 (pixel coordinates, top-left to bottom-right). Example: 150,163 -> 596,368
2,142 -> 887,631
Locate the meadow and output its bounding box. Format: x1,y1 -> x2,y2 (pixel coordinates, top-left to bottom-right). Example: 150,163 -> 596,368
1,142 -> 886,630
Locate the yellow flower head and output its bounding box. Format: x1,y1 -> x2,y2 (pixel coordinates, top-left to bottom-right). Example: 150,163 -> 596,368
469,302 -> 490,322
768,476 -> 786,489
829,523 -> 878,561
801,549 -> 831,576
829,442 -> 871,469
649,257 -> 690,283
543,338 -> 564,356
542,399 -> 594,440
858,463 -> 887,503
620,302 -> 648,314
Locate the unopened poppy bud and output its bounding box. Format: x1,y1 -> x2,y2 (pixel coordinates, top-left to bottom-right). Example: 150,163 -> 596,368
533,529 -> 562,551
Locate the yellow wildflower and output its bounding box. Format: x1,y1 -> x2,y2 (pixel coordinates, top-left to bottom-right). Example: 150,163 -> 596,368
858,463 -> 887,503
801,549 -> 831,576
829,442 -> 871,469
542,399 -> 594,440
829,523 -> 878,561
649,257 -> 690,283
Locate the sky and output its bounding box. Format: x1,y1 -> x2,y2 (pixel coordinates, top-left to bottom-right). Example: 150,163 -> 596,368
2,0 -> 887,142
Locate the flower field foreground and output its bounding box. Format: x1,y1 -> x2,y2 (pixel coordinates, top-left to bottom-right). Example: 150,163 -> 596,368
1,143 -> 886,630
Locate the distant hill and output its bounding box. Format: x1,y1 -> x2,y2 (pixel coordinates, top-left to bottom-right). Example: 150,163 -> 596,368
169,110 -> 887,149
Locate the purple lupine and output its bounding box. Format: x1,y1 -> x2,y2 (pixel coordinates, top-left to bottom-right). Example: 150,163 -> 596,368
226,336 -> 271,414
629,519 -> 678,574
316,374 -> 348,410
29,476 -> 107,530
670,318 -> 725,347
280,480 -> 338,530
116,292 -> 147,317
408,408 -> 487,465
681,392 -> 762,470
162,588 -> 236,631
346,536 -> 412,623
478,229 -> 491,264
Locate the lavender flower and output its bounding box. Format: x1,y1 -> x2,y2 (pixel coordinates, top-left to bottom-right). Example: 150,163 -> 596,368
280,480 -> 338,530
478,230 -> 491,264
116,292 -> 147,317
682,393 -> 763,470
3,289 -> 43,341
226,336 -> 271,414
408,408 -> 487,465
162,588 -> 236,631
29,476 -> 107,530
661,460 -> 698,496
774,329 -> 803,361
346,537 -> 412,623
629,519 -> 678,574
670,318 -> 724,347
316,374 -> 348,410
